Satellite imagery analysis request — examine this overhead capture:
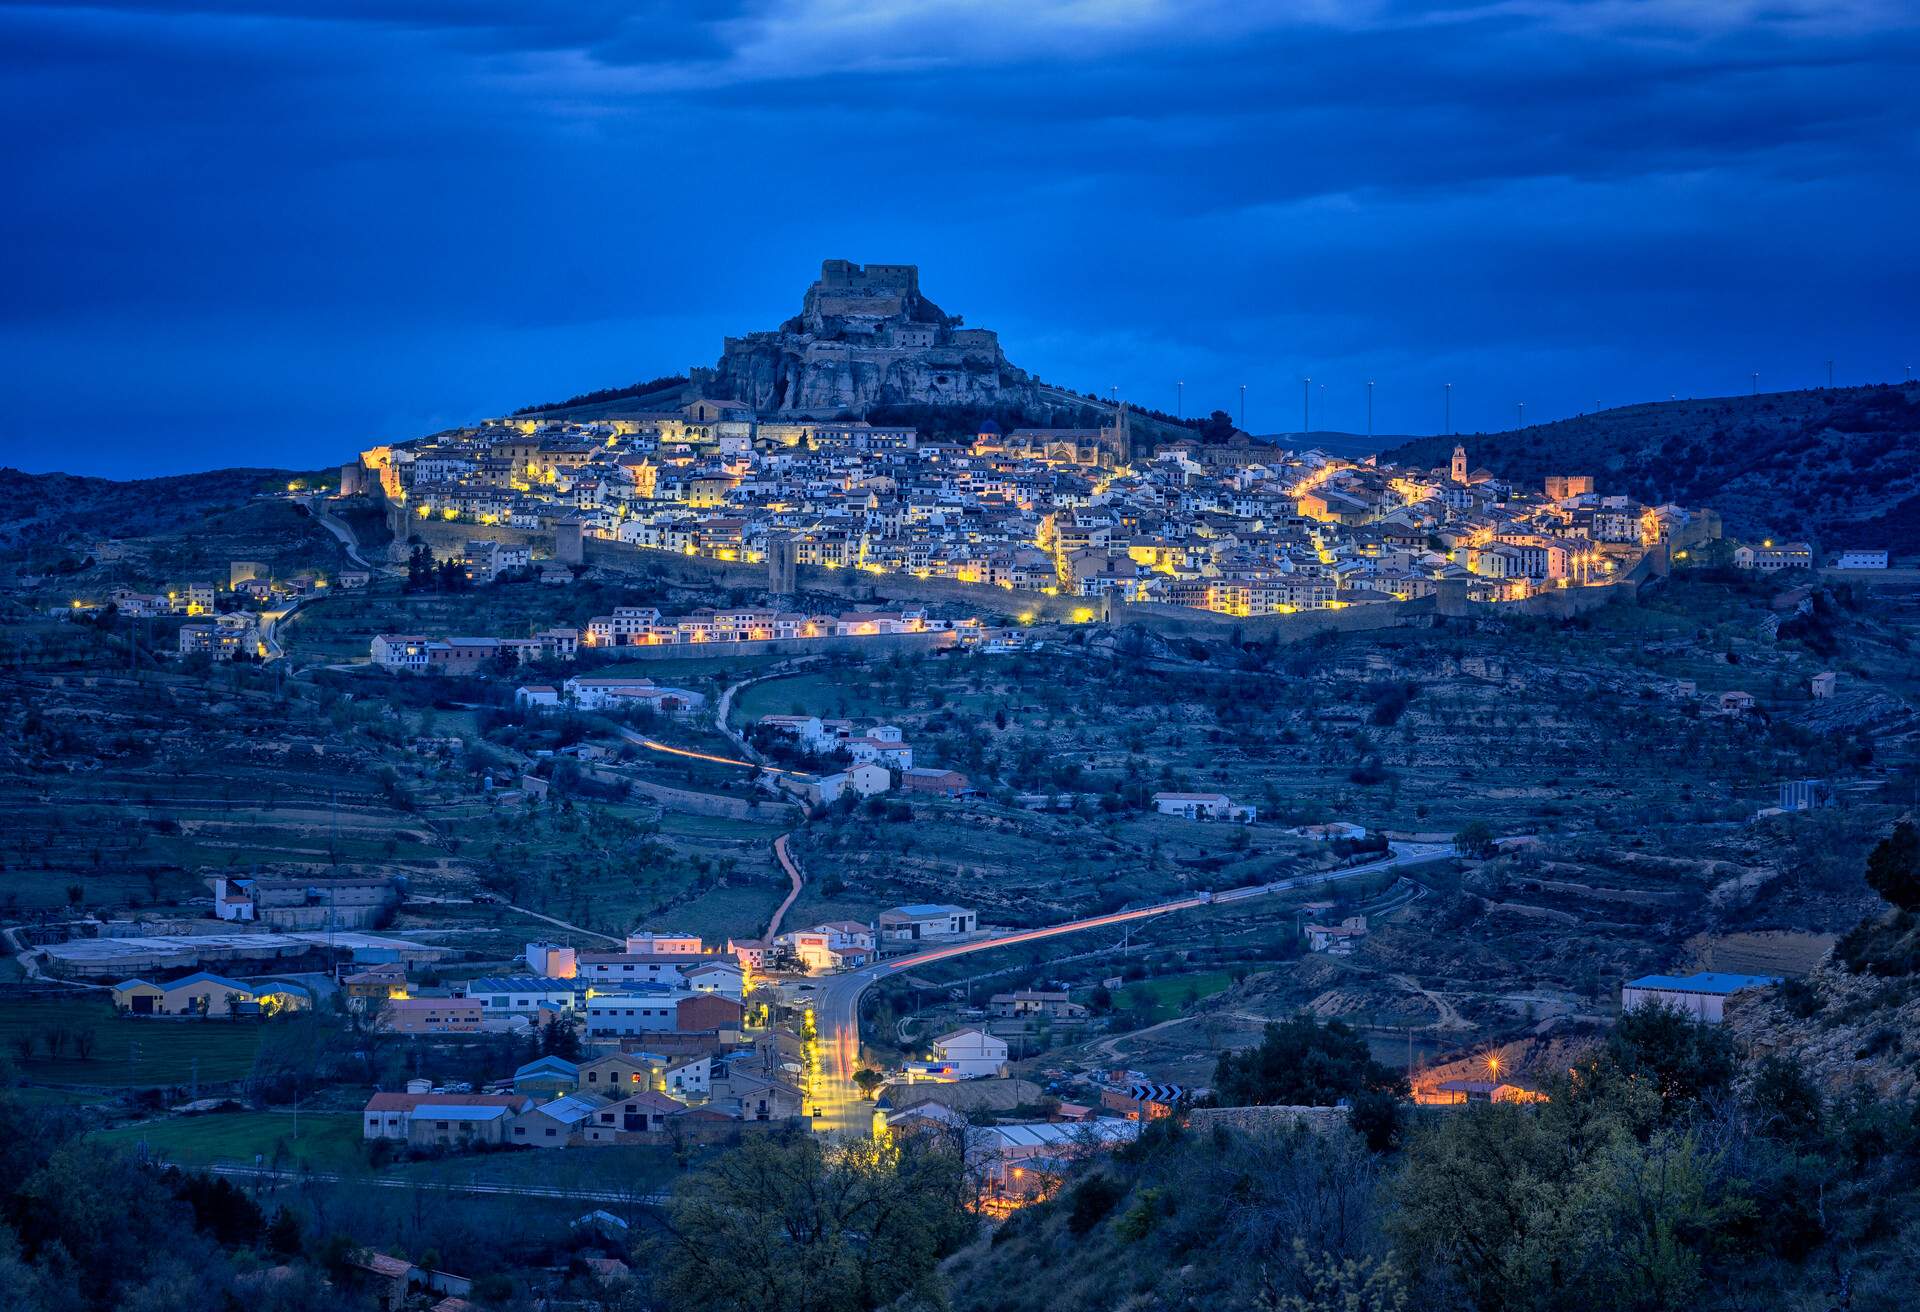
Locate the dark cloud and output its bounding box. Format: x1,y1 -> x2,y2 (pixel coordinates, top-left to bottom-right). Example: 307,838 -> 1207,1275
0,1 -> 1914,473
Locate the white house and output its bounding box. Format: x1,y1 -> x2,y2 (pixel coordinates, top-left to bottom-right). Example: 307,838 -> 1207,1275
1831,548 -> 1888,570
846,763 -> 892,797
907,1028 -> 1008,1081
810,921 -> 876,953
776,930 -> 836,974
1732,542 -> 1812,572
1620,972 -> 1779,1024
682,960 -> 746,1000
780,772 -> 850,807
759,714 -> 829,749
663,1056 -> 712,1098
878,904 -> 977,943
516,685 -> 561,709
1152,791 -> 1256,821
371,634 -> 432,672
563,676 -> 706,714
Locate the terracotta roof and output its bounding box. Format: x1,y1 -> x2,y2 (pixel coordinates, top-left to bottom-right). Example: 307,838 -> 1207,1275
351,1252 -> 412,1280
364,1092 -> 528,1113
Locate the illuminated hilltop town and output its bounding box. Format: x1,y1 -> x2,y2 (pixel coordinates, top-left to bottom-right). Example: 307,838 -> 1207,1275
322,262 -> 1728,619
353,412 -> 1720,619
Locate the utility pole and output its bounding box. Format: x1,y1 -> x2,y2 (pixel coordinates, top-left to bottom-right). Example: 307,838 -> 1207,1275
1301,377 -> 1311,434
1444,383 -> 1453,435
1517,401 -> 1525,426
1751,372 -> 1759,395
1239,383 -> 1247,428
1366,380 -> 1375,437
1826,359 -> 1834,387
1176,380 -> 1184,418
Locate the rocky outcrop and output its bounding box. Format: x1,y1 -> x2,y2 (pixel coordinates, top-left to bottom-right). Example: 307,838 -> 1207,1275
701,260 -> 1040,416
1726,957 -> 1920,1100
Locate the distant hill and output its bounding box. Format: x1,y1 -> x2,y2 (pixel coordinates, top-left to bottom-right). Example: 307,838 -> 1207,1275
0,466 -> 312,552
1379,384 -> 1920,545
512,374 -> 690,419
1253,431 -> 1410,460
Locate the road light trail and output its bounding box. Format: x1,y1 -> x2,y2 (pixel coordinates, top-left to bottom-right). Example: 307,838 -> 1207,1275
803,842 -> 1455,1136
615,727 -> 796,775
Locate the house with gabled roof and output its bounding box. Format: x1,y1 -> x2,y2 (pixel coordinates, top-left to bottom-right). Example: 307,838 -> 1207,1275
510,1093 -> 606,1147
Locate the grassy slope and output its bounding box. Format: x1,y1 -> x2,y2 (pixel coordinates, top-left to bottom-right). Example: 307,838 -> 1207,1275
92,1110 -> 364,1172
0,468 -> 321,551
1380,383 -> 1920,543
0,996 -> 265,1086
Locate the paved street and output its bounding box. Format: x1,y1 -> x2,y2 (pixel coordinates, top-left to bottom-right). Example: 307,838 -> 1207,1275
804,841 -> 1454,1137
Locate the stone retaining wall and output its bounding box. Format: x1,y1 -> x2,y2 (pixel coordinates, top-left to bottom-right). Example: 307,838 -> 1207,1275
1183,1104 -> 1350,1134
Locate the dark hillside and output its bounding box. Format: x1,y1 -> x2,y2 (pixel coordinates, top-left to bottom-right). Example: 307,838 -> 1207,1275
0,466 -> 314,551
1382,383 -> 1920,545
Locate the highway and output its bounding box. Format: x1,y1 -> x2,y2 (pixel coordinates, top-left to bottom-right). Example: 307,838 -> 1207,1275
802,841 -> 1454,1137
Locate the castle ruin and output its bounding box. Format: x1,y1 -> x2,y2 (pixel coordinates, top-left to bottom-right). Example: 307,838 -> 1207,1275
707,260 -> 1039,416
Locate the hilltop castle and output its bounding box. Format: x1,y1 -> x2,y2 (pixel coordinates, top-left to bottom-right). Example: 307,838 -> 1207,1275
698,260 -> 1039,416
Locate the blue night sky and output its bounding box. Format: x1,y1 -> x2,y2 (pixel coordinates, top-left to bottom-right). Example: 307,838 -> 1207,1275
2,2 -> 1916,477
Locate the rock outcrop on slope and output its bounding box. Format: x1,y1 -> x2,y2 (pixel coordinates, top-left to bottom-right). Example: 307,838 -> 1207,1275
700,260 -> 1041,416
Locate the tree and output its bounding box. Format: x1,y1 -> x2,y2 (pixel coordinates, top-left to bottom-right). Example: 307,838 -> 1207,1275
851,1068 -> 885,1099
1257,1241 -> 1408,1312
1453,820 -> 1496,858
1211,1014 -> 1406,1109
265,1205 -> 304,1258
1863,820 -> 1920,910
653,1131 -> 974,1312
1599,1000 -> 1737,1118
1746,1055 -> 1823,1142
406,544 -> 435,589
1390,1075 -> 1704,1312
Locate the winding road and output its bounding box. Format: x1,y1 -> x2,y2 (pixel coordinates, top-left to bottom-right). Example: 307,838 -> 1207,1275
803,841 -> 1454,1136
300,494 -> 392,575
767,834 -> 806,940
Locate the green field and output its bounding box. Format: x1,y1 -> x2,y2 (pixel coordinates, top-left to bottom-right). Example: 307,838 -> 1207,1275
92,1110 -> 365,1173
0,995 -> 267,1087
1097,971 -> 1234,1024
598,653 -> 792,683
731,669 -> 996,725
